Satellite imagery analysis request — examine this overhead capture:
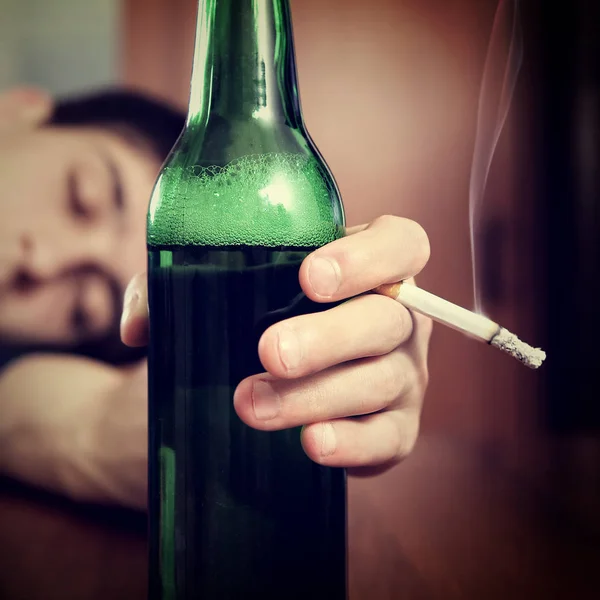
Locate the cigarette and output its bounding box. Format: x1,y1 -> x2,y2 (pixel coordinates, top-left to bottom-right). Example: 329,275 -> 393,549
375,282 -> 546,369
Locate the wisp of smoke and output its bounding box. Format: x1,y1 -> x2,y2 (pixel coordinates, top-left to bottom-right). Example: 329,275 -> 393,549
469,0 -> 524,313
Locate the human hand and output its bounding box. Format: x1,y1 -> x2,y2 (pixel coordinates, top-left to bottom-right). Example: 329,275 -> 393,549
121,215 -> 432,474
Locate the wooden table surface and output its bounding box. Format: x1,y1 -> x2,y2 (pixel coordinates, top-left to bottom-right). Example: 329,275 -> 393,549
0,436 -> 596,600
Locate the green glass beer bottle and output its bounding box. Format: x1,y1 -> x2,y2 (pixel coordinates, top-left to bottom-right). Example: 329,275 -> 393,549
146,0 -> 347,599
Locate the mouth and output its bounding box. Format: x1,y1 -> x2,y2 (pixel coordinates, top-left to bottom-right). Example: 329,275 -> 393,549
0,269 -> 36,298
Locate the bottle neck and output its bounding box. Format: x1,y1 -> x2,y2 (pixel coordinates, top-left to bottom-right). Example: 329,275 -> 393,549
187,0 -> 301,127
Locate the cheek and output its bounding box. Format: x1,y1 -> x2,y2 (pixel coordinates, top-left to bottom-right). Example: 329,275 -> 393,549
83,274 -> 116,337
130,179 -> 153,217
5,138 -> 67,210
122,172 -> 157,272
116,212 -> 148,297
124,195 -> 149,263
126,155 -> 158,220
3,167 -> 63,228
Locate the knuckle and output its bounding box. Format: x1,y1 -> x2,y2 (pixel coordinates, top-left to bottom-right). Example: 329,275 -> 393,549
372,215 -> 431,273
419,362 -> 430,392
345,244 -> 369,272
389,304 -> 413,345
407,220 -> 431,271
376,354 -> 407,404
304,380 -> 329,422
373,214 -> 401,229
376,302 -> 411,353
391,412 -> 420,461
414,311 -> 434,343
412,356 -> 430,401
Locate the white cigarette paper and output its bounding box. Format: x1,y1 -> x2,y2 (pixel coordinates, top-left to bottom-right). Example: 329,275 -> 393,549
376,282 -> 546,369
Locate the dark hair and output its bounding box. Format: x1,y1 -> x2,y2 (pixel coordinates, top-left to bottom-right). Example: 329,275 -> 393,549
47,89 -> 185,366
50,88 -> 185,161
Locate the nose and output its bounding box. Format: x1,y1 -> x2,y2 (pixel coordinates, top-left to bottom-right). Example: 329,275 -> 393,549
19,231 -> 60,280
19,233 -> 33,255
19,228 -> 111,280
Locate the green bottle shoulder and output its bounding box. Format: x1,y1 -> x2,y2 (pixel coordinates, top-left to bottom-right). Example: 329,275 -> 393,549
147,152 -> 345,248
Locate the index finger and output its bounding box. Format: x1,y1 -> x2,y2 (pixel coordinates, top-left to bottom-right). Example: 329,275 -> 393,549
299,215 -> 430,303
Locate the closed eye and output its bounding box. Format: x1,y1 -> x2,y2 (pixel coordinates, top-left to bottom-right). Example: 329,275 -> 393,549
101,152 -> 124,214
68,169 -> 93,219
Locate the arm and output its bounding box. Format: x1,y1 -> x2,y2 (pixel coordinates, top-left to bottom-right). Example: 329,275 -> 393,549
0,354 -> 148,509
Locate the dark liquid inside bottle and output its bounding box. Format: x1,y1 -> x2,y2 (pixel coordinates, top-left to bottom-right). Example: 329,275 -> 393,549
148,244 -> 347,600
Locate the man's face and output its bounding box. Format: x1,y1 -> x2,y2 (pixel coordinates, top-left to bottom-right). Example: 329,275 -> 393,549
0,125 -> 160,345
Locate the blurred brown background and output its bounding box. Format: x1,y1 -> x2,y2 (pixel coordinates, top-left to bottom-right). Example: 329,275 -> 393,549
124,0 -> 539,450
123,0 -> 548,487
1,0 -> 599,597
120,0 -> 598,595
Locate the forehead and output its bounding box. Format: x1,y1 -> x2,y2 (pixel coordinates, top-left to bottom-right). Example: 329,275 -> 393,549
53,124 -> 161,170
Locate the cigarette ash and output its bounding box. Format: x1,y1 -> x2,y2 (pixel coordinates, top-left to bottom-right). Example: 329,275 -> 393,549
490,327 -> 546,369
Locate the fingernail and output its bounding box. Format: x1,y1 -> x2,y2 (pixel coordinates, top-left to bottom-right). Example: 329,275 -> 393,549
320,423 -> 337,457
121,285 -> 139,329
252,380 -> 281,421
278,327 -> 301,372
308,257 -> 340,297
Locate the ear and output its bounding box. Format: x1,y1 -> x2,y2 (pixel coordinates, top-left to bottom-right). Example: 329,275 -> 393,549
0,87 -> 54,131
